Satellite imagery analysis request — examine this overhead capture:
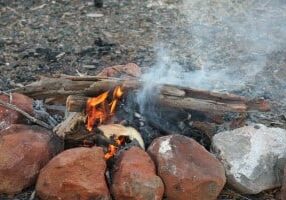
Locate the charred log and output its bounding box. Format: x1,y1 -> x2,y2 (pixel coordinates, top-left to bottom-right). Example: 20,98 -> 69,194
13,75 -> 270,114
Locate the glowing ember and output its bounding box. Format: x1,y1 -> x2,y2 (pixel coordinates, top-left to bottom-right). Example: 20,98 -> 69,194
86,85 -> 124,131
104,136 -> 125,160
85,86 -> 125,159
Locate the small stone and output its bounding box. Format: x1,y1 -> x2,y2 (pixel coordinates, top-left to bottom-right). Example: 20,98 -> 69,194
148,135 -> 226,200
134,112 -> 141,119
0,93 -> 34,131
36,147 -> 111,200
111,147 -> 164,200
139,121 -> 145,127
86,13 -> 104,18
0,124 -> 57,195
82,64 -> 96,69
212,124 -> 286,194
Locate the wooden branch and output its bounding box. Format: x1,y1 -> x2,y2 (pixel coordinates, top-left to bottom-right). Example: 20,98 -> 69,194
66,94 -> 247,114
12,75 -> 270,114
53,112 -> 86,138
66,95 -> 88,112
0,99 -> 53,130
157,95 -> 247,114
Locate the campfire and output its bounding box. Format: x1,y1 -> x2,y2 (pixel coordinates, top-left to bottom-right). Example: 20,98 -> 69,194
0,63 -> 278,200
84,85 -> 145,160
86,85 -> 123,132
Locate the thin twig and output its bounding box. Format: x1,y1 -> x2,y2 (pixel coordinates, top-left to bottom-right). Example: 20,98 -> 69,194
0,91 -> 10,96
0,99 -> 53,130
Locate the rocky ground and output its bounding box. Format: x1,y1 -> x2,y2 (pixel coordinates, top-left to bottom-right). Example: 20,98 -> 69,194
1,0 -> 286,199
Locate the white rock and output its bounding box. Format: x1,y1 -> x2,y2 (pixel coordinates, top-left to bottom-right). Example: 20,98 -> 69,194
86,13 -> 104,18
212,124 -> 286,194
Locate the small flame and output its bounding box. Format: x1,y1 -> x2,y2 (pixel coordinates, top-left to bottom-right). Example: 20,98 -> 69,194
86,86 -> 124,131
110,86 -> 124,114
104,136 -> 125,160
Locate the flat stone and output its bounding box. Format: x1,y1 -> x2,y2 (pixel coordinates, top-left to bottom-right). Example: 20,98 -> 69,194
148,134 -> 226,200
111,147 -> 164,200
36,147 -> 111,200
212,124 -> 286,194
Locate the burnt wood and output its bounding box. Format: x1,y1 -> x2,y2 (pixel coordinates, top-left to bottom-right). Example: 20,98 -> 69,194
13,75 -> 270,114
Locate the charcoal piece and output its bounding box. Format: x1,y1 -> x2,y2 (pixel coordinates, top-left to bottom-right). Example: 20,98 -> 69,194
94,0 -> 103,8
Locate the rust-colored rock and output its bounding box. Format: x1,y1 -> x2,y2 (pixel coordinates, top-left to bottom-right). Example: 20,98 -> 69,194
36,147 -> 111,200
148,134 -> 226,200
111,147 -> 164,200
0,93 -> 33,130
0,124 -> 55,195
97,63 -> 141,78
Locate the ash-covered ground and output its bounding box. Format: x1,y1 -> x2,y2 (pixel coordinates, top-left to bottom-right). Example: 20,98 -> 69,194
0,0 -> 286,199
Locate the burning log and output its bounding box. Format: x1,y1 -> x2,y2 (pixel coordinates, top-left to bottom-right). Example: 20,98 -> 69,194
66,90 -> 267,114
14,75 -> 270,115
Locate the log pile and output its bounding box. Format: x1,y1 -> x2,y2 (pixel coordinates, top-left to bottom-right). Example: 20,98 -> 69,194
12,74 -> 270,141
14,75 -> 270,115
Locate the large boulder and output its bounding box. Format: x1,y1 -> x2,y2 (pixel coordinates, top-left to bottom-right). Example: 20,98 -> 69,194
0,93 -> 34,130
212,124 -> 286,194
0,124 -> 56,195
111,147 -> 164,200
36,147 -> 111,200
148,134 -> 226,200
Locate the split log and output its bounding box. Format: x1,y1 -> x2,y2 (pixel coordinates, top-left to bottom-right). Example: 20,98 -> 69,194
13,75 -> 270,114
66,94 -> 248,114
66,92 -> 268,114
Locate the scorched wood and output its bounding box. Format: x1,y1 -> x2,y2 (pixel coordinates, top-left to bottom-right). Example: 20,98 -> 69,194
13,75 -> 270,114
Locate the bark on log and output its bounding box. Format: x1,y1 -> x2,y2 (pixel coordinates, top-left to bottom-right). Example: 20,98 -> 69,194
13,75 -> 270,114
66,94 -> 248,114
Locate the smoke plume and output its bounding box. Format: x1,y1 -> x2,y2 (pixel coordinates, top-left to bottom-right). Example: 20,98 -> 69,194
138,0 -> 286,111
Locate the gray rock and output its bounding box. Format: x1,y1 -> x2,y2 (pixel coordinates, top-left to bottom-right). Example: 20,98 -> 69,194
212,124 -> 286,194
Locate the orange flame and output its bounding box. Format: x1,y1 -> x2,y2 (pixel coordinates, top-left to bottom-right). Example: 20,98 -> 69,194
104,137 -> 125,160
86,86 -> 124,131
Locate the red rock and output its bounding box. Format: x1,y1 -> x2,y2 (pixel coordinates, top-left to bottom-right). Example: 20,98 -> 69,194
147,135 -> 226,200
36,147 -> 111,200
111,147 -> 164,200
0,124 -> 55,195
0,93 -> 33,130
97,63 -> 141,78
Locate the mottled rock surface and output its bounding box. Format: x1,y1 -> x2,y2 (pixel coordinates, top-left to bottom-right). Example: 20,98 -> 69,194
0,93 -> 33,130
36,147 -> 110,200
212,124 -> 286,194
148,134 -> 226,200
111,147 -> 164,200
0,124 -> 54,195
96,63 -> 141,78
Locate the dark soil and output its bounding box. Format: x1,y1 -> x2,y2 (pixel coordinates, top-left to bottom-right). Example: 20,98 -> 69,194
0,0 -> 285,199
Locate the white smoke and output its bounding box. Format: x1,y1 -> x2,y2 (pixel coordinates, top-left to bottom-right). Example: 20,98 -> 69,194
138,0 -> 286,110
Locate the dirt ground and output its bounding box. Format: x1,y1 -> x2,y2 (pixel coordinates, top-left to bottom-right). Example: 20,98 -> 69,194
0,0 -> 286,199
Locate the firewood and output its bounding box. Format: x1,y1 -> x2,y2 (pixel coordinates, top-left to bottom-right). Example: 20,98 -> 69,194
157,95 -> 247,114
66,94 -> 247,114
12,75 -> 270,114
53,112 -> 86,138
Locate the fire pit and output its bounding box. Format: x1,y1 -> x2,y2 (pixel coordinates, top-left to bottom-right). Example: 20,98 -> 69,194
0,63 -> 282,200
